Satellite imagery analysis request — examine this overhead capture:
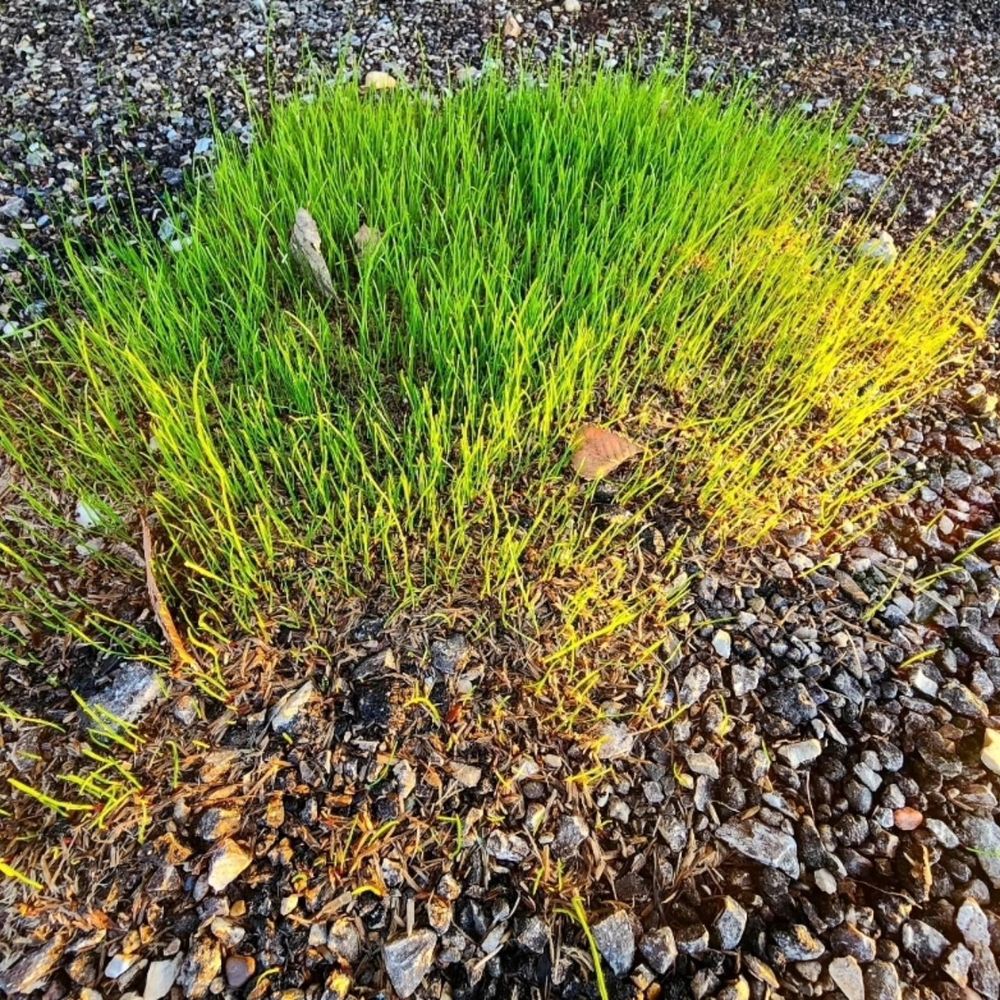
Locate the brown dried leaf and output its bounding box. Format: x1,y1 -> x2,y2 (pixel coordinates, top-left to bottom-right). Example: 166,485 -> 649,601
290,208 -> 334,298
570,424 -> 641,480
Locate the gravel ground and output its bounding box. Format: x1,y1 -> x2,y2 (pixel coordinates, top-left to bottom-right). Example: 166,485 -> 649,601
2,2 -> 1000,999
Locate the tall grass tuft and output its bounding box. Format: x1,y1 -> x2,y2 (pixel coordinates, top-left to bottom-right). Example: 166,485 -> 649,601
1,66 -> 995,639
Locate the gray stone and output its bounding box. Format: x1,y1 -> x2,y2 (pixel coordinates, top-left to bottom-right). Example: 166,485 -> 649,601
713,897 -> 748,950
676,923 -> 709,956
592,910 -> 636,976
486,829 -> 530,864
0,234 -> 22,255
712,630 -> 732,659
828,955 -> 864,1000
956,898 -> 989,946
925,817 -> 959,848
595,721 -> 634,761
716,819 -> 800,878
901,920 -> 948,963
205,839 -> 252,891
680,664 -> 712,704
830,923 -> 876,962
953,625 -> 998,657
195,807 -> 240,842
864,960 -> 901,1000
431,634 -> 472,674
944,944 -> 974,987
844,170 -> 885,195
90,661 -> 162,725
383,930 -> 437,999
0,932 -> 72,995
687,751 -> 720,779
731,663 -> 760,696
269,679 -> 316,733
517,916 -> 548,954
143,956 -> 182,1000
772,924 -> 824,961
290,208 -> 334,297
552,815 -> 589,858
778,739 -> 822,768
178,938 -> 220,999
328,917 -> 361,965
858,231 -> 897,265
765,682 -> 818,725
1,196 -> 25,218
938,679 -> 988,718
956,814 -> 1000,886
639,926 -> 677,974
971,943 -> 1000,1000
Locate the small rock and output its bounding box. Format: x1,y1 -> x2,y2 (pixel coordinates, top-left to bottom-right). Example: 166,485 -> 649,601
195,808 -> 240,842
143,957 -> 182,1000
0,234 -> 22,256
778,739 -> 822,768
269,679 -> 317,733
893,806 -> 923,831
944,944 -> 974,987
731,663 -> 760,696
676,923 -> 709,956
712,630 -> 732,659
328,918 -> 362,965
177,939 -> 220,1000
431,634 -> 471,675
486,829 -> 530,864
552,815 -> 589,858
956,898 -> 989,946
364,70 -> 397,90
687,751 -> 720,779
1,196 -> 26,218
680,664 -> 712,704
205,839 -> 252,891
224,956 -> 255,989
956,815 -> 1000,886
592,910 -> 636,976
290,210 -> 334,298
0,933 -> 72,995
772,925 -> 825,961
938,679 -> 988,718
815,869 -> 838,894
717,819 -> 800,878
503,13 -> 522,38
981,729 -> 1000,774
970,942 -> 1000,999
858,231 -> 897,265
844,170 -> 885,195
383,929 -> 437,999
864,960 -> 901,1000
639,927 -> 677,974
713,897 -> 748,950
830,924 -> 876,963
953,625 -> 998,657
90,662 -> 162,725
564,0 -> 581,10
105,954 -> 139,979
765,682 -> 818,725
595,721 -> 634,760
828,955 -> 864,1000
517,917 -> 549,954
901,920 -> 948,963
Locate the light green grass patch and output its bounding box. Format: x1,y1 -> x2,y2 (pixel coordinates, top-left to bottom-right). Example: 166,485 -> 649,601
1,66 -> 994,640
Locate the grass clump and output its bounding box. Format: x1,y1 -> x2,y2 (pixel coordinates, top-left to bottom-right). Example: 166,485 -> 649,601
0,66 -> 994,638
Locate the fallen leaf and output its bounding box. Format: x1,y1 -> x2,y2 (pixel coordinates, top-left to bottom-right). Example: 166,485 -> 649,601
893,806 -> 923,831
364,70 -> 397,91
290,208 -> 334,298
570,424 -> 641,480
